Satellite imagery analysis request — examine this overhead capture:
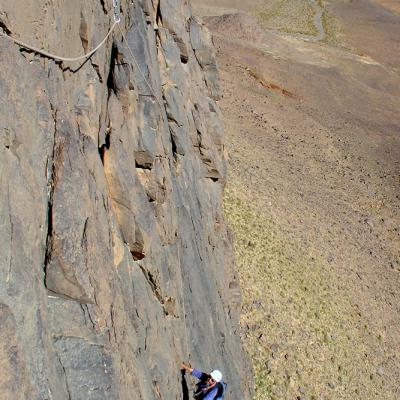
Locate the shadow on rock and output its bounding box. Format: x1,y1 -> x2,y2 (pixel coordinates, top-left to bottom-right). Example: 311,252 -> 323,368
181,369 -> 189,400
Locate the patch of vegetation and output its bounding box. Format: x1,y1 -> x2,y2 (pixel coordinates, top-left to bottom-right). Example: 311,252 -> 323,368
321,9 -> 337,43
223,187 -> 393,400
255,0 -> 318,36
318,1 -> 348,47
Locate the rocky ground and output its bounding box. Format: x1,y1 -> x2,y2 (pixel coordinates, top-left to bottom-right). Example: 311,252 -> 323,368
192,0 -> 400,399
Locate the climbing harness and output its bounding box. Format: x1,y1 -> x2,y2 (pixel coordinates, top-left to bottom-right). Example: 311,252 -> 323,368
193,380 -> 227,400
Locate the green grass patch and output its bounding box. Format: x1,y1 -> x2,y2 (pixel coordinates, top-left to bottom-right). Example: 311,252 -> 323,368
223,187 -> 390,399
255,0 -> 318,36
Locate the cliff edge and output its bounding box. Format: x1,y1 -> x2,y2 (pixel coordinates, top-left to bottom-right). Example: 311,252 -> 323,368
0,0 -> 252,399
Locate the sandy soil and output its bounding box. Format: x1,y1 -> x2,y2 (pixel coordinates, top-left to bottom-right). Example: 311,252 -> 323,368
191,0 -> 400,398
373,0 -> 400,14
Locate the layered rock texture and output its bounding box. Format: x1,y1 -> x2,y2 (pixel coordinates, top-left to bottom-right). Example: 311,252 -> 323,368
0,1 -> 252,399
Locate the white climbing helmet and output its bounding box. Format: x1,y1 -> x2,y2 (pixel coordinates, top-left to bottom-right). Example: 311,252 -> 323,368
210,369 -> 223,383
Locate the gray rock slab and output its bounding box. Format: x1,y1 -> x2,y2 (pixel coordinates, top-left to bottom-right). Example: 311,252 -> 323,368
0,0 -> 253,398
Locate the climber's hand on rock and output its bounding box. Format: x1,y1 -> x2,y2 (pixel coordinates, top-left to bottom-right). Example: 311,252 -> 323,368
181,362 -> 193,373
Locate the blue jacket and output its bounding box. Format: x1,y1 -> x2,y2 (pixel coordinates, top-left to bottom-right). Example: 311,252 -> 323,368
192,369 -> 218,399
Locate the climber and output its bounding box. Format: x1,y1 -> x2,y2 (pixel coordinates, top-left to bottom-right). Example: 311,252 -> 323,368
181,362 -> 226,399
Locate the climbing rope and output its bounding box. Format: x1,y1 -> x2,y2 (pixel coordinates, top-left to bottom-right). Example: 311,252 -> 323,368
176,245 -> 192,365
0,0 -> 121,62
116,23 -> 164,110
0,22 -> 118,62
1,0 -> 189,365
0,0 -> 163,110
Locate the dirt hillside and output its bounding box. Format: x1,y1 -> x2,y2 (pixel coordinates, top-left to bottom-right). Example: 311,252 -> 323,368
192,0 -> 400,399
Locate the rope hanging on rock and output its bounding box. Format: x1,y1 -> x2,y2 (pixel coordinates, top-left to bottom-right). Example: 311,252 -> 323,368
0,0 -> 121,62
0,0 -> 163,112
116,24 -> 164,110
0,22 -> 118,62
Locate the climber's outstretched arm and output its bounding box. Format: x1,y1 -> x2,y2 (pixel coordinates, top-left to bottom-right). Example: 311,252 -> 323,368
181,362 -> 193,374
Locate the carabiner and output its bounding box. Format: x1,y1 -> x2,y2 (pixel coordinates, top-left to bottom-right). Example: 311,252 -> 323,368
113,0 -> 121,23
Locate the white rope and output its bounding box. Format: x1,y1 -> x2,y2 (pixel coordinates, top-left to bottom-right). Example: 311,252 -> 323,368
0,21 -> 118,62
0,7 -> 163,109
117,23 -> 164,110
117,15 -> 191,363
176,244 -> 191,363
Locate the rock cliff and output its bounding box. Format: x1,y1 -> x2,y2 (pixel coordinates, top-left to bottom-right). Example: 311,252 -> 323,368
0,1 -> 252,399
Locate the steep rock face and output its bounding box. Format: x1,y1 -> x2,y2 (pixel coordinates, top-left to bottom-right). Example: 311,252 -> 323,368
0,0 -> 252,399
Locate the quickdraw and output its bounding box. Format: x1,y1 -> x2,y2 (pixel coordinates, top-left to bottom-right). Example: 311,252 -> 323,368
113,0 -> 121,23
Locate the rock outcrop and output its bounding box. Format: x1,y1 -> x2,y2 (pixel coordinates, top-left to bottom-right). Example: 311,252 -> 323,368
0,0 -> 252,399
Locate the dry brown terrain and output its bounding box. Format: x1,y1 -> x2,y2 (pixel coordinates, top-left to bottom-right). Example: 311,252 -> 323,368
192,0 -> 400,399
